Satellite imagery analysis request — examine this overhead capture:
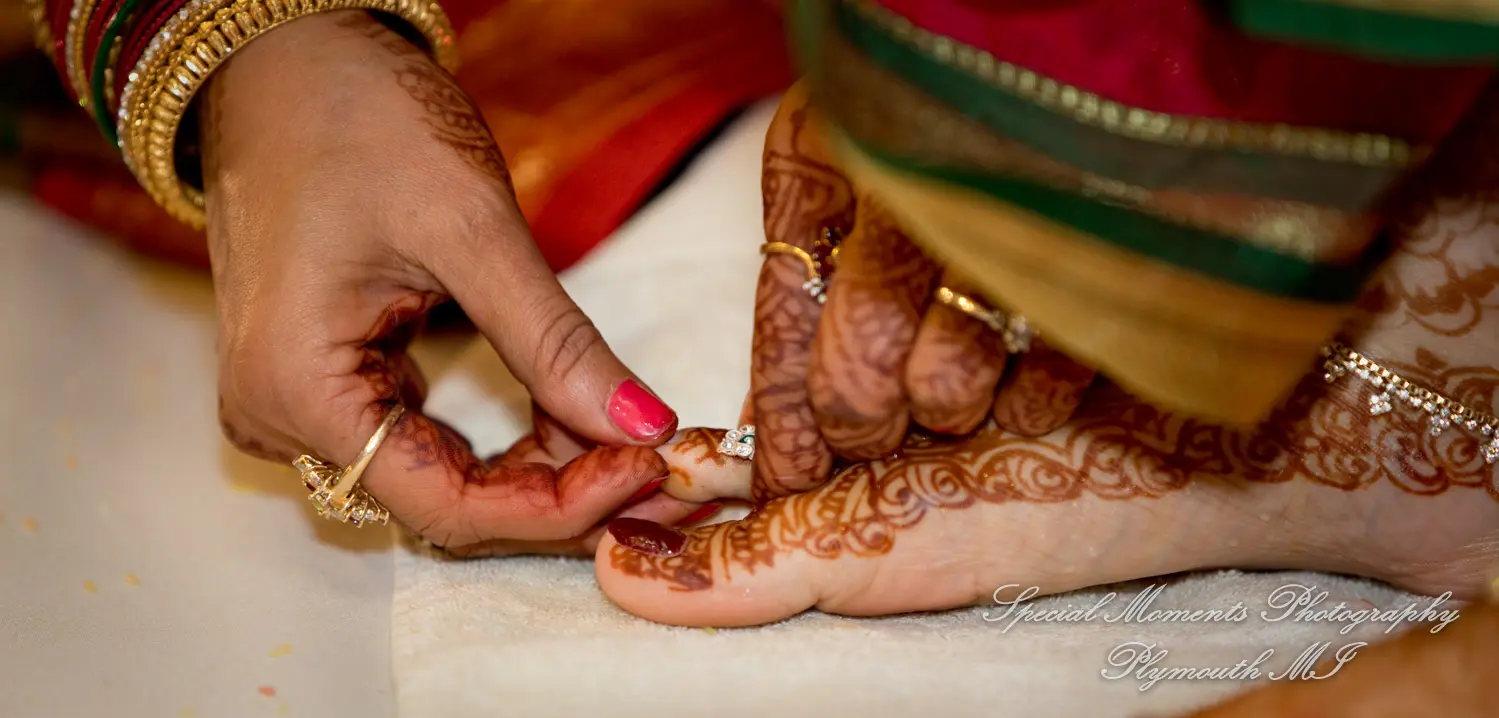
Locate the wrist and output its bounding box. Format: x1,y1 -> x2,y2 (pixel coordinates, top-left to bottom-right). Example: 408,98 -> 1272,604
118,0 -> 456,227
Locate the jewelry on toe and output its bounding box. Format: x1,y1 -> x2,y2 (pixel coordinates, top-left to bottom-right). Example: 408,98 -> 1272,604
761,227 -> 843,304
718,425 -> 756,461
292,404 -> 404,527
1323,342 -> 1498,464
932,286 -> 1034,354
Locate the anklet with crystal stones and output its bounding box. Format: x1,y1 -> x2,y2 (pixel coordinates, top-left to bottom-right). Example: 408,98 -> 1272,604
1323,341 -> 1499,464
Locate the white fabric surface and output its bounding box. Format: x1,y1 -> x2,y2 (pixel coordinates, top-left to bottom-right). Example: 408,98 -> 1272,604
392,101 -> 1441,717
0,192 -> 419,716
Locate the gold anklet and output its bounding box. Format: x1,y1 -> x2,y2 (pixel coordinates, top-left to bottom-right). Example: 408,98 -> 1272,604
1322,341 -> 1498,464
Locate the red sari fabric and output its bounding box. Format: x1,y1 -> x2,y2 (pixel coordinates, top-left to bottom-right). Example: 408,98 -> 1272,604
871,0 -> 1491,141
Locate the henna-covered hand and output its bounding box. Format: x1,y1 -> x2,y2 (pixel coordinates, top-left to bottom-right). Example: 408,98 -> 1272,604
750,86 -> 1095,501
204,11 -> 679,550
403,406 -> 704,557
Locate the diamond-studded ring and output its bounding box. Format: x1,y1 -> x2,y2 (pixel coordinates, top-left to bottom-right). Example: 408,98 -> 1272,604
760,227 -> 842,304
292,404 -> 404,528
717,425 -> 756,461
932,286 -> 1035,354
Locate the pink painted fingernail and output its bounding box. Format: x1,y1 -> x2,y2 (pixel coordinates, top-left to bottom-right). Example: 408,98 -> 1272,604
607,518 -> 685,556
626,478 -> 666,504
607,380 -> 677,441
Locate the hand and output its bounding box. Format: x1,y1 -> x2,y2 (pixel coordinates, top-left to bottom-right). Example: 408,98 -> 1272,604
204,11 -> 678,551
750,84 -> 1095,499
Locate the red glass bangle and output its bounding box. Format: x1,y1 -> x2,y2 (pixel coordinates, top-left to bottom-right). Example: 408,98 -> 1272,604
112,0 -> 190,112
44,0 -> 73,83
81,0 -> 126,87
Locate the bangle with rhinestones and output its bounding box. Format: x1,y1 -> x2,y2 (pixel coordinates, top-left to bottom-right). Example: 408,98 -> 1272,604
117,0 -> 458,228
1322,341 -> 1499,464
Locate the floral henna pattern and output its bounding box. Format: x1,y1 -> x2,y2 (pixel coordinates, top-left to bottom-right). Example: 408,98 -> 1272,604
353,291 -> 444,424
809,203 -> 940,459
336,11 -> 513,190
990,340 -> 1096,437
611,359 -> 1499,591
1359,89 -> 1499,336
395,63 -> 513,190
1362,206 -> 1499,336
907,292 -> 1008,433
670,428 -> 731,468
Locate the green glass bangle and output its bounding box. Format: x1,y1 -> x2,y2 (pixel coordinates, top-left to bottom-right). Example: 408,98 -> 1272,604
89,0 -> 144,143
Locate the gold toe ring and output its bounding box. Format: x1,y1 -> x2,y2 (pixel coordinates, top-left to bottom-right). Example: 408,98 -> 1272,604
933,286 -> 1035,354
760,227 -> 842,304
292,404 -> 403,527
717,425 -> 755,461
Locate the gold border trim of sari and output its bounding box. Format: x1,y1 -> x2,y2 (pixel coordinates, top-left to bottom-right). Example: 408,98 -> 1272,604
846,0 -> 1426,168
817,32 -> 1380,263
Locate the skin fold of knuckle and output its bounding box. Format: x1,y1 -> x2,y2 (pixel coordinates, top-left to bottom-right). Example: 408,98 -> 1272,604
528,304 -> 607,395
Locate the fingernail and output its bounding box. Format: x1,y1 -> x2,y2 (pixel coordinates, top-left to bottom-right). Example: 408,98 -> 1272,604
607,517 -> 685,556
626,478 -> 666,504
677,502 -> 724,527
608,379 -> 677,441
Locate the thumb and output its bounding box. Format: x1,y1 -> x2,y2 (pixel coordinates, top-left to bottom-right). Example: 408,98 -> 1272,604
434,226 -> 677,446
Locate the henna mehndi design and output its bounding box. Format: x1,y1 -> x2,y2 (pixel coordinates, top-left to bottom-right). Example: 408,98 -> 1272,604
808,200 -> 939,459
990,339 -> 1097,438
611,361 -> 1499,590
752,101 -> 856,499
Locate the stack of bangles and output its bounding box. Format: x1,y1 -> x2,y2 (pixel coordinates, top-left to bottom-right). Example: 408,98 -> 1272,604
24,0 -> 456,526
27,0 -> 458,229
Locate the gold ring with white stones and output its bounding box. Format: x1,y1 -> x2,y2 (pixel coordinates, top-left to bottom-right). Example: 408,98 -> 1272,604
932,286 -> 1034,354
292,404 -> 403,527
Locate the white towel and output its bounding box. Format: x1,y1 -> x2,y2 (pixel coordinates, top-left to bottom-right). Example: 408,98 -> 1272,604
391,100 -> 1438,718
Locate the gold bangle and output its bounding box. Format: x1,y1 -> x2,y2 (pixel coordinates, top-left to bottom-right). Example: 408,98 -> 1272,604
119,0 -> 458,228
116,0 -> 244,172
64,0 -> 106,110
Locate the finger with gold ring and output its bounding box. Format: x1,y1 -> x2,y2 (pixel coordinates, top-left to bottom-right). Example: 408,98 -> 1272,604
292,404 -> 404,527
933,286 -> 1034,354
760,227 -> 843,303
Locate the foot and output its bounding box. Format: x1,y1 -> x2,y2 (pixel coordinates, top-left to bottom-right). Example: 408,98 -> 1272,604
596,379 -> 1498,626
596,91 -> 1499,627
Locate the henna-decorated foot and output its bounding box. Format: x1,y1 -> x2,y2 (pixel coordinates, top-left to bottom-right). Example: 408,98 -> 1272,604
596,85 -> 1499,628
597,382 -> 1498,627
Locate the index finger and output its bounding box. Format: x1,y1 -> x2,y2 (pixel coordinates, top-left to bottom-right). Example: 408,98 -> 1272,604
357,410 -> 670,547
